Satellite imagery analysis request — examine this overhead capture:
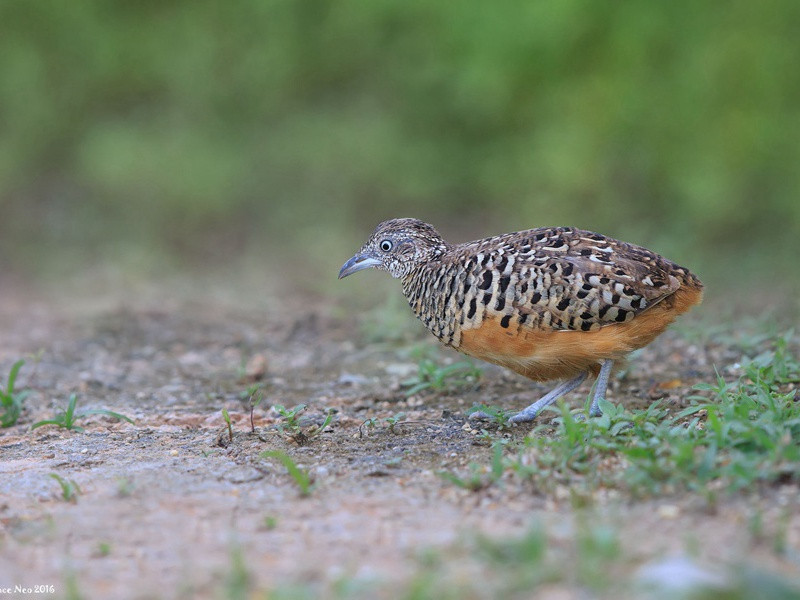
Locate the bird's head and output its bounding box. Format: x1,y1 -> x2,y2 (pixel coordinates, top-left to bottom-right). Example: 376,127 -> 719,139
338,218 -> 448,280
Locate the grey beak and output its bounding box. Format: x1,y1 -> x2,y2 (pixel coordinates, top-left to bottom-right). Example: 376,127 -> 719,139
338,253 -> 382,279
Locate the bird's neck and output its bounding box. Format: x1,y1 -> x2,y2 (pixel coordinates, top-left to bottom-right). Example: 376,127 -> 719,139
400,256 -> 461,347
400,263 -> 429,303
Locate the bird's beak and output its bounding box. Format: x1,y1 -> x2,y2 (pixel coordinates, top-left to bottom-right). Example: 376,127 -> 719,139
338,252 -> 381,279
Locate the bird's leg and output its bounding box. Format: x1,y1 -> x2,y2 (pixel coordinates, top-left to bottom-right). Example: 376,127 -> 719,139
506,372 -> 588,424
588,359 -> 613,417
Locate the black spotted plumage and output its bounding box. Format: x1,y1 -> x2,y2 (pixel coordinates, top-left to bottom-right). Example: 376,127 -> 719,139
377,221 -> 700,348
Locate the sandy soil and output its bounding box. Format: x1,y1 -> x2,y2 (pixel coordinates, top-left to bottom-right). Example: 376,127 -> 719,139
0,288 -> 798,599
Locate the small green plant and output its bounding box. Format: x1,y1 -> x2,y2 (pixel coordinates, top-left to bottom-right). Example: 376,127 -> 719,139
360,413 -> 416,437
474,524 -> 548,574
63,568 -> 83,600
262,515 -> 278,530
261,450 -> 314,496
469,517 -> 622,594
273,403 -> 307,436
222,408 -> 233,443
404,354 -> 482,397
50,473 -> 81,502
358,417 -> 379,438
223,545 -> 252,600
744,329 -> 800,385
116,477 -> 134,498
438,442 -> 505,491
384,412 -> 406,433
272,403 -> 333,443
94,542 -> 112,557
574,517 -> 621,588
311,409 -> 335,438
242,383 -> 265,433
31,394 -> 134,432
1,359 -> 29,428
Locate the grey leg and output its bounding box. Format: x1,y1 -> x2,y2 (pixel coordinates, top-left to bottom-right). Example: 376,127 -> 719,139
507,372 -> 588,424
589,359 -> 613,417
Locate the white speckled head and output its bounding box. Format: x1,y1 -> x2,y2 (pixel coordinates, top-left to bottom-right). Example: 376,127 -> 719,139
339,218 -> 448,279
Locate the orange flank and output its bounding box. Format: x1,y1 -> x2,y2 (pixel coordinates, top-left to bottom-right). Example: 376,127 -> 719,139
460,285 -> 703,383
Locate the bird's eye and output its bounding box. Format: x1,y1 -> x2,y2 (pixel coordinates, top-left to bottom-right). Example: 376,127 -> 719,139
379,239 -> 393,252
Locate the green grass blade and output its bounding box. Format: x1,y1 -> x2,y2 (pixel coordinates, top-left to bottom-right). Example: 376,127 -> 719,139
261,450 -> 312,496
31,419 -> 67,430
6,359 -> 25,394
77,409 -> 135,424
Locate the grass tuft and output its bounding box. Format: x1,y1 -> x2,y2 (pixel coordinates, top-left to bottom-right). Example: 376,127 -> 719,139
438,442 -> 505,491
403,347 -> 482,397
50,473 -> 81,502
503,333 -> 800,498
31,394 -> 134,432
261,450 -> 314,497
1,359 -> 29,428
222,408 -> 233,443
272,404 -> 333,444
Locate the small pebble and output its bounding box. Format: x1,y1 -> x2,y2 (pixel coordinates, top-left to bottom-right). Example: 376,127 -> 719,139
658,504 -> 680,519
245,354 -> 268,380
170,449 -> 179,456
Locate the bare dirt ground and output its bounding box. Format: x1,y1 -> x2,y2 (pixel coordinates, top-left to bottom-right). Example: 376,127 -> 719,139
0,283 -> 798,599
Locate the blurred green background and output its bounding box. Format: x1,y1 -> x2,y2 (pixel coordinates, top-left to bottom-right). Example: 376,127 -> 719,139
1,1 -> 798,303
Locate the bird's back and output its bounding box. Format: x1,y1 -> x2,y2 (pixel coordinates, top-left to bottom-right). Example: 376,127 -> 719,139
401,226 -> 703,381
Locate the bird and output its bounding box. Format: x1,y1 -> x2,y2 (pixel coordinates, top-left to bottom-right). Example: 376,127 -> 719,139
339,218 -> 703,423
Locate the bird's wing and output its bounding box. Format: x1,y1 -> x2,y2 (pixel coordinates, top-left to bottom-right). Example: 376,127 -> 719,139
466,227 -> 687,333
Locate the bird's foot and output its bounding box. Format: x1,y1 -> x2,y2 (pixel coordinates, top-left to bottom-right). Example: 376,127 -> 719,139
504,373 -> 589,425
468,410 -> 494,421
470,406 -> 543,424
468,405 -> 510,422
507,408 -> 541,424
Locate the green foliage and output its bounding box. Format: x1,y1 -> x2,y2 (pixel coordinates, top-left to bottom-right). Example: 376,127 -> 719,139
272,403 -> 307,437
50,473 -> 81,503
404,349 -> 482,396
31,394 -> 134,432
403,523 -> 800,600
63,569 -> 84,600
116,477 -> 134,498
0,359 -> 29,428
1,1 -> 798,281
405,519 -> 624,597
223,545 -> 252,600
261,450 -> 314,497
242,383 -> 264,433
383,412 -> 406,433
221,408 -> 233,443
508,333 -> 800,498
438,442 -> 505,491
358,412 -> 412,437
272,404 -> 333,443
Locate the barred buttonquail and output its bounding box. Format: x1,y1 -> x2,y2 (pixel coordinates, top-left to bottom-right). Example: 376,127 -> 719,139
339,218 -> 703,423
